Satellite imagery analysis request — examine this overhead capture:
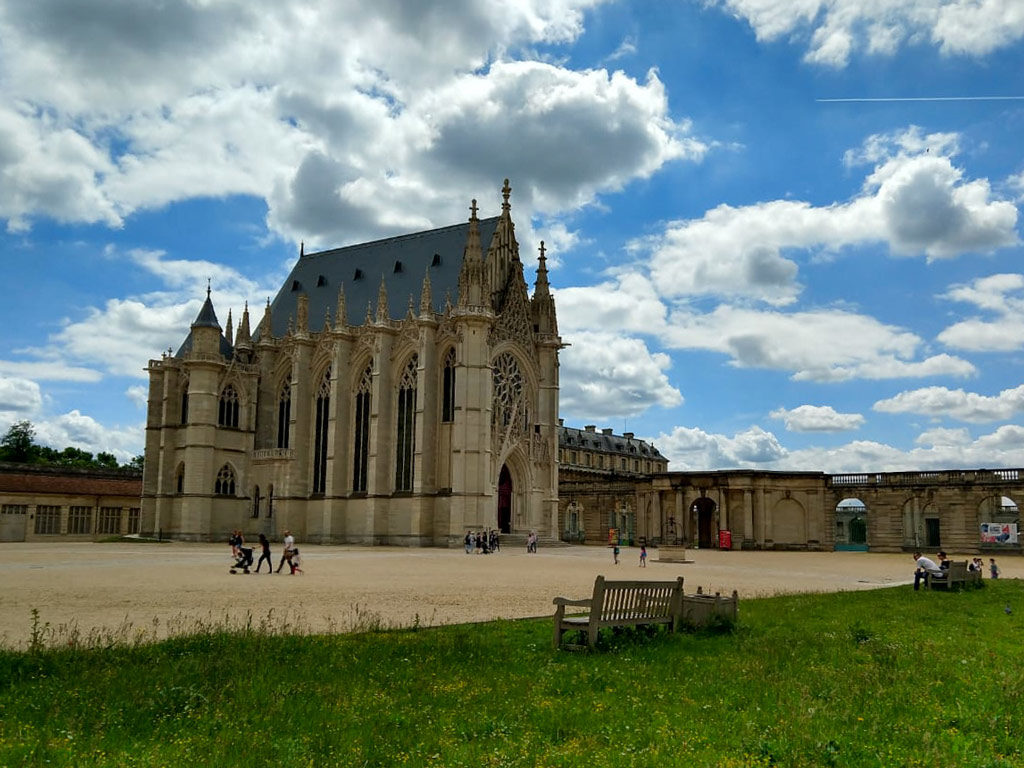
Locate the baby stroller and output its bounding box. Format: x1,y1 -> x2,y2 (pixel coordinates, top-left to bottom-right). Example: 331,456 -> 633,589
230,546 -> 254,574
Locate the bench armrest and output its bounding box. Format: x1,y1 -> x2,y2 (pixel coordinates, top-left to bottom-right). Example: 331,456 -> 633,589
553,597 -> 592,607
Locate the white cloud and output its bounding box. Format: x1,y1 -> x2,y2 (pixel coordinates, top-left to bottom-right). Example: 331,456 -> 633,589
0,375 -> 43,424
874,384 -> 1024,423
938,273 -> 1024,352
125,385 -> 148,409
559,330 -> 683,420
653,424 -> 787,470
653,420 -> 1024,472
770,404 -> 865,432
664,305 -> 975,382
1,0 -> 695,249
0,360 -> 102,382
33,410 -> 144,462
711,0 -> 1024,67
637,128 -> 1017,305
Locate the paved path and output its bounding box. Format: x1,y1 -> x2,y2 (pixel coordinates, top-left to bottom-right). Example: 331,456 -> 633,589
1,542 -> 1018,648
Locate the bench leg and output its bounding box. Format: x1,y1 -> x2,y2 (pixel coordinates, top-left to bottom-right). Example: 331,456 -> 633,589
553,605 -> 565,650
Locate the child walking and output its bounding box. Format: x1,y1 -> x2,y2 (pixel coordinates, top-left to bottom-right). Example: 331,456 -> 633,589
639,545 -> 647,567
613,543 -> 620,565
990,558 -> 1000,579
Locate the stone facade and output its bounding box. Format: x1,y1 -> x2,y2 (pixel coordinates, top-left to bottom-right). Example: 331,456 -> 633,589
0,463 -> 142,542
556,424 -> 668,544
635,469 -> 1023,554
141,182 -> 562,546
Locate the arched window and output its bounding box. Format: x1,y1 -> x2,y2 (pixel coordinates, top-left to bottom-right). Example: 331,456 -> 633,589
277,375 -> 291,449
395,355 -> 418,492
252,485 -> 260,518
215,464 -> 236,496
218,384 -> 239,428
312,366 -> 331,495
353,364 -> 372,493
180,375 -> 189,424
441,348 -> 456,423
175,464 -> 185,494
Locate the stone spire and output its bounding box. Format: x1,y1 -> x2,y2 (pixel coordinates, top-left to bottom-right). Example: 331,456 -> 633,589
258,298 -> 273,341
419,270 -> 432,316
487,178 -> 520,312
406,294 -> 415,321
375,275 -> 389,323
531,240 -> 558,335
224,308 -> 234,346
457,199 -> 486,308
334,285 -> 347,330
236,302 -> 252,347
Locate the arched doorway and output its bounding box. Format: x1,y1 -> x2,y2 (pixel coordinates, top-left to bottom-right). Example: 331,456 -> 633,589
497,465 -> 512,534
691,497 -> 716,549
835,498 -> 868,551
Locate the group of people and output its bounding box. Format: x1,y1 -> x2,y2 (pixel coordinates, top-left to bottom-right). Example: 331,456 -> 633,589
913,550 -> 999,590
229,529 -> 303,574
464,529 -> 501,554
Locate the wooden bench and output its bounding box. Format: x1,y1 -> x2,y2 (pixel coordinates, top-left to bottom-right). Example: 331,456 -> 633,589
927,560 -> 977,590
553,576 -> 685,649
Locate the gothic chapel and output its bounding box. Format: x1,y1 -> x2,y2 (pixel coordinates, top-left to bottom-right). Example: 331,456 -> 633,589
141,181 -> 562,545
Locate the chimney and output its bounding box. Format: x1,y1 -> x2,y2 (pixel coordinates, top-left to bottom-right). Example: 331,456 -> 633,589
623,432 -> 634,439
602,428 -> 613,435
584,425 -> 596,432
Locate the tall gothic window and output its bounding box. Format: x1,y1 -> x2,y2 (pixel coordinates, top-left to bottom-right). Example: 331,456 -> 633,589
277,375 -> 291,449
175,463 -> 185,494
215,464 -> 236,496
218,384 -> 239,428
353,364 -> 372,493
395,355 -> 418,492
441,348 -> 456,423
312,366 -> 331,495
180,375 -> 189,424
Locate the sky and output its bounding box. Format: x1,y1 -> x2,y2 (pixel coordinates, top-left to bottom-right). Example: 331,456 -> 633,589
1,0 -> 1023,472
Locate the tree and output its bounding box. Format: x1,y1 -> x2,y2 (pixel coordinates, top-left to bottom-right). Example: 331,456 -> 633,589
0,421 -> 36,463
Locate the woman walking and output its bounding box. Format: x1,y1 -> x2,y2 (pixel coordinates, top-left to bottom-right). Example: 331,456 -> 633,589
255,533 -> 273,573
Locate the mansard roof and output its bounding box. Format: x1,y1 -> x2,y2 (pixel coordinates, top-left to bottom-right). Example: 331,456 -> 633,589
558,425 -> 667,461
265,216 -> 500,338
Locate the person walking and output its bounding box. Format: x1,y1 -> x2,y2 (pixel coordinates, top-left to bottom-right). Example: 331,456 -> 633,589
613,543 -> 620,565
276,530 -> 295,573
255,533 -> 273,573
639,544 -> 647,567
990,558 -> 1001,579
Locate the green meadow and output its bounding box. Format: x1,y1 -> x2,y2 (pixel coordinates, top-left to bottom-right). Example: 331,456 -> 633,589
2,581 -> 1022,767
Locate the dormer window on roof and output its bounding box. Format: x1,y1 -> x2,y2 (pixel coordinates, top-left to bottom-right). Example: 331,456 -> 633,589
353,268 -> 364,280
291,280 -> 302,291
431,253 -> 441,266
317,275 -> 327,287
393,260 -> 403,273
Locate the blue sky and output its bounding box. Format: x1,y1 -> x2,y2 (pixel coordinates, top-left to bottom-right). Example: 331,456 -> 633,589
1,0 -> 1023,471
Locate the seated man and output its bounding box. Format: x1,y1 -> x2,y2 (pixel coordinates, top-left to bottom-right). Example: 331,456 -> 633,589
913,551 -> 945,590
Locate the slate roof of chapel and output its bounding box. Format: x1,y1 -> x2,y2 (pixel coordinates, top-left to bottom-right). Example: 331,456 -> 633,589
265,216 -> 501,339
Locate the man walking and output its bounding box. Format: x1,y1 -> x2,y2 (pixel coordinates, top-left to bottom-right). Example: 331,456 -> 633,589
277,529 -> 295,573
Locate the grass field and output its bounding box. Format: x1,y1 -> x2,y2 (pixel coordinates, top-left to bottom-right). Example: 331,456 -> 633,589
2,580 -> 1022,767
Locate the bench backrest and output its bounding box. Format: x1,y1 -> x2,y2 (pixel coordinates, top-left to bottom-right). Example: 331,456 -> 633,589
593,576 -> 684,621
947,560 -> 968,580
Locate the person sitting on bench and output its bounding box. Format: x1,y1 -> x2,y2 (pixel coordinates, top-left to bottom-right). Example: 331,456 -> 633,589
913,551 -> 945,590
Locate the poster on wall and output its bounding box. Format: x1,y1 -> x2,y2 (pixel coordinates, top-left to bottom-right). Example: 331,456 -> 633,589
980,522 -> 1018,544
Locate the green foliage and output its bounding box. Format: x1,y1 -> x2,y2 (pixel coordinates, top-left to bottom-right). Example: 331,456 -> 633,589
1,582 -> 1022,766
0,420 -> 139,471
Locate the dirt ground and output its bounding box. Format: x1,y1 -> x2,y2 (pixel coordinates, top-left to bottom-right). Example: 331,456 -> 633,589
2,542 -> 1020,649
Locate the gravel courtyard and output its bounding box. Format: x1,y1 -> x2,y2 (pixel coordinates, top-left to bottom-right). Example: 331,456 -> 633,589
2,541 -> 1019,649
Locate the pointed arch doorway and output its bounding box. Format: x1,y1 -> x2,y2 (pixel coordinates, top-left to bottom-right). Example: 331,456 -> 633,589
497,465 -> 513,534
